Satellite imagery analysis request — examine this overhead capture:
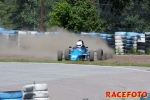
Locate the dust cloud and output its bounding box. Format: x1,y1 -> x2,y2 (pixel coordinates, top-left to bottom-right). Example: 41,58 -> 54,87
0,28 -> 114,60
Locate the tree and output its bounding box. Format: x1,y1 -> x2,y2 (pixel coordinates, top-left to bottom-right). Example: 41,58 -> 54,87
0,0 -> 19,29
46,0 -> 105,33
118,0 -> 150,32
16,0 -> 57,31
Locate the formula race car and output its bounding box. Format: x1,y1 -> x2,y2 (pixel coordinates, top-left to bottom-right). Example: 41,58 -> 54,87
57,46 -> 103,61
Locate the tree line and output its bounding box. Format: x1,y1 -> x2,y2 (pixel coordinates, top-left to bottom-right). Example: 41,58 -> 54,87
0,0 -> 150,33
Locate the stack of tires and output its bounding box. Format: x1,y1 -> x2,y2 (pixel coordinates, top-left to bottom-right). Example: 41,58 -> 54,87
100,33 -> 107,41
125,32 -> 138,53
137,33 -> 146,54
80,32 -> 89,36
23,83 -> 49,100
114,32 -> 126,55
106,34 -> 115,50
0,91 -> 22,100
145,32 -> 150,54
89,32 -> 98,37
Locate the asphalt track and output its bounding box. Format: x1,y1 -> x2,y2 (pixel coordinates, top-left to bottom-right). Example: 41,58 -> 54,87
0,62 -> 150,100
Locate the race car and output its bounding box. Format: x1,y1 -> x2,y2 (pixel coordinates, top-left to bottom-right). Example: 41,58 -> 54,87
57,40 -> 103,61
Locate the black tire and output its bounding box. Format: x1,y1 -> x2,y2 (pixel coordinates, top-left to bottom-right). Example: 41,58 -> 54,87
97,49 -> 103,60
146,36 -> 150,40
109,45 -> 115,49
64,49 -> 70,60
146,34 -> 150,36
137,46 -> 145,49
107,42 -> 115,45
146,44 -> 150,48
124,50 -> 131,53
107,39 -> 115,42
146,40 -> 150,43
137,42 -> 146,46
89,50 -> 94,61
57,50 -> 63,61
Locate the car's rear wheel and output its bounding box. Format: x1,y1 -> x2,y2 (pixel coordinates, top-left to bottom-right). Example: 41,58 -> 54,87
65,49 -> 70,60
97,49 -> 103,60
89,50 -> 94,61
57,50 -> 63,61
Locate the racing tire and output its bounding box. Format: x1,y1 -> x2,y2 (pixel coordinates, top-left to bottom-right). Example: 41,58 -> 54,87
0,91 -> 22,99
0,98 -> 22,100
23,91 -> 49,99
24,98 -> 49,100
23,84 -> 48,92
89,50 -> 94,61
57,50 -> 63,61
97,49 -> 103,60
64,49 -> 70,60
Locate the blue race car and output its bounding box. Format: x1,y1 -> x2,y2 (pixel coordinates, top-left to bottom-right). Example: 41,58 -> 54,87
57,45 -> 103,61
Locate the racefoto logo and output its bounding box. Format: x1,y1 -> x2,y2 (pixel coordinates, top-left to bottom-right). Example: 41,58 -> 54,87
106,91 -> 148,98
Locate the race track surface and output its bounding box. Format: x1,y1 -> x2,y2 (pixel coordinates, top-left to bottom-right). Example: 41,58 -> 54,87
0,62 -> 150,100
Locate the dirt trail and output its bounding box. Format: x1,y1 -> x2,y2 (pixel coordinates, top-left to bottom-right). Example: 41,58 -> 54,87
0,28 -> 114,60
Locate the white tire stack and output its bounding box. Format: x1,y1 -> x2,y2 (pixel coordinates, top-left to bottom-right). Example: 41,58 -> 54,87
23,83 -> 49,100
115,32 -> 127,55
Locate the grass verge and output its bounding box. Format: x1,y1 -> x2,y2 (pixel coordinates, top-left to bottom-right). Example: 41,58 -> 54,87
0,59 -> 150,67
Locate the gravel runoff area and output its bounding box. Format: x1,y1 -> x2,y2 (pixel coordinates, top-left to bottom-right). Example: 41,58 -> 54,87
0,62 -> 150,100
0,54 -> 150,64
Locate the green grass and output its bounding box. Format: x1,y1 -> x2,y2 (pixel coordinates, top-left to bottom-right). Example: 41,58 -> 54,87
0,59 -> 150,67
146,48 -> 150,55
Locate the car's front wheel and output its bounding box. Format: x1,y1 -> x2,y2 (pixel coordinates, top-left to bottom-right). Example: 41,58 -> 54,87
89,50 -> 94,61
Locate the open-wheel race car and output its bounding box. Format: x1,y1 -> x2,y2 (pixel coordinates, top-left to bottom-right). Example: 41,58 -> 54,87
57,41 -> 103,61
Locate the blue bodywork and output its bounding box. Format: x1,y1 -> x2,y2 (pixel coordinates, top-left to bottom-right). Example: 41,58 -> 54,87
69,47 -> 89,61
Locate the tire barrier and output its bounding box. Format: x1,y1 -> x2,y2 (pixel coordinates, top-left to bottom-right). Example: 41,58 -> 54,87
100,33 -> 107,41
99,33 -> 107,45
99,33 -> 116,50
115,32 -> 126,55
2,26 -> 150,55
0,91 -> 22,100
23,98 -> 49,100
145,32 -> 150,54
23,84 -> 48,92
0,99 -> 22,100
106,34 -> 115,50
136,33 -> 145,54
89,32 -> 99,37
125,32 -> 138,53
23,83 -> 49,100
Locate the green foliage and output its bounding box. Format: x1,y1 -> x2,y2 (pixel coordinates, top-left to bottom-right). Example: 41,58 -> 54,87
46,0 -> 105,33
1,0 -> 150,33
18,0 -> 41,30
146,48 -> 150,55
0,0 -> 19,29
118,0 -> 149,32
131,46 -> 137,54
15,0 -> 57,30
116,47 -> 121,55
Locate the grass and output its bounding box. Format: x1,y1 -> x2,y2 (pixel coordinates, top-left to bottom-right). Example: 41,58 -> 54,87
146,48 -> 150,55
124,47 -> 150,55
131,46 -> 137,54
0,59 -> 150,67
116,47 -> 121,55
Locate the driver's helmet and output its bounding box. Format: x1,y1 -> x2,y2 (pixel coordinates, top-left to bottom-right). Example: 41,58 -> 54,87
76,41 -> 82,48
